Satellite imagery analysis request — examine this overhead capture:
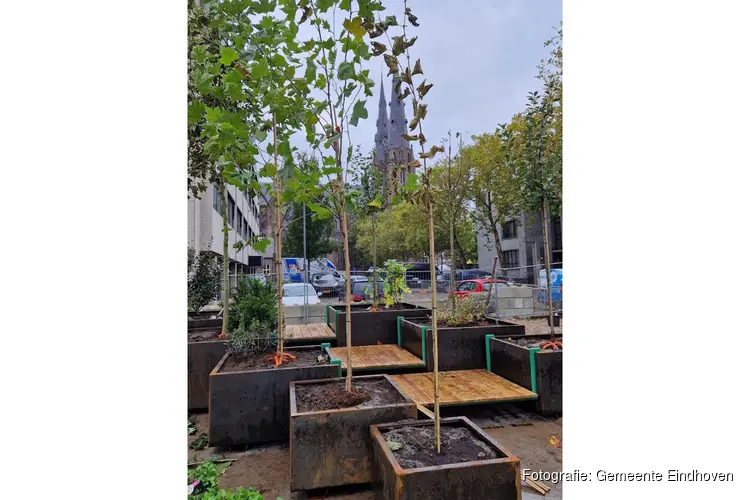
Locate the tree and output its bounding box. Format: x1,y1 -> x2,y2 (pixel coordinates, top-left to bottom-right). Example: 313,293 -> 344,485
187,242 -> 222,314
282,200 -> 335,259
508,25 -> 562,338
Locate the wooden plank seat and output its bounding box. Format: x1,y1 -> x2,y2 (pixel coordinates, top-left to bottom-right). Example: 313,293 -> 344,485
284,323 -> 336,344
389,369 -> 537,406
328,344 -> 426,371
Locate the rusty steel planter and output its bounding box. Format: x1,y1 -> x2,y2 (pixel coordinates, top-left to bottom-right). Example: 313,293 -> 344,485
488,335 -> 563,415
326,304 -> 428,346
208,346 -> 339,447
289,375 -> 417,491
399,317 -> 525,372
370,417 -> 521,500
188,338 -> 227,411
188,317 -> 223,330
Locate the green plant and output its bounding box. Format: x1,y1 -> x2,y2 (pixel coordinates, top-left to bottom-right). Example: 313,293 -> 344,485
228,276 -> 278,333
226,319 -> 277,358
437,295 -> 485,326
188,243 -> 222,313
188,461 -> 229,495
190,432 -> 209,451
198,487 -> 281,500
378,259 -> 411,307
188,419 -> 197,435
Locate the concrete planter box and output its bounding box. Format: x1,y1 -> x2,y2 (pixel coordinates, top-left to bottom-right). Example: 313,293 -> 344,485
188,338 -> 227,411
289,375 -> 417,491
208,346 -> 339,447
488,335 -> 563,415
326,304 -> 428,346
399,317 -> 525,371
370,417 -> 521,500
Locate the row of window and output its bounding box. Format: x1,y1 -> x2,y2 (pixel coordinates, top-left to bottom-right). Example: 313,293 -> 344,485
212,185 -> 256,242
502,250 -> 519,268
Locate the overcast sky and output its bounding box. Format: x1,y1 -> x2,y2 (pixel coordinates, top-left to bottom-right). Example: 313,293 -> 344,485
288,0 -> 562,161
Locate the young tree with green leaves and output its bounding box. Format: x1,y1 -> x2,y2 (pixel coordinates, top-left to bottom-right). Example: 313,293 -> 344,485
506,26 -> 562,338
375,0 -> 447,452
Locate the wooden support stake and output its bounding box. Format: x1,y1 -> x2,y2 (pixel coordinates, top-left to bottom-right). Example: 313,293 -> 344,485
417,404 -> 435,419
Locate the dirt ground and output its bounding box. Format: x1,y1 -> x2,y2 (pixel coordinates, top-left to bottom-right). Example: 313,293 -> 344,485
507,317 -> 563,336
189,406 -> 562,500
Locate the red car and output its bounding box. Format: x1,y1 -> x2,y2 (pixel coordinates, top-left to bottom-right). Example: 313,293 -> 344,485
453,279 -> 508,297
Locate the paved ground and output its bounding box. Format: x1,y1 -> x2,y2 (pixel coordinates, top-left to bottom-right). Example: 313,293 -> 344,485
188,404 -> 562,499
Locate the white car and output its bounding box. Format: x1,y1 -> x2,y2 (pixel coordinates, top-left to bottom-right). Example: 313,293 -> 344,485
282,283 -> 322,306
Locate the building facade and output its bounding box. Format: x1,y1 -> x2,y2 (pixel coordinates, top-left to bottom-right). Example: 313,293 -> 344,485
188,182 -> 263,284
476,211 -> 562,284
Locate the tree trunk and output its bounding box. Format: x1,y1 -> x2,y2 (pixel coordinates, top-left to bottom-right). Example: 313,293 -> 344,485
219,181 -> 230,336
541,198 -> 555,339
342,209 -> 353,392
449,218 -> 455,312
454,235 -> 468,269
427,193 -> 441,454
371,212 -> 378,307
273,116 -> 285,354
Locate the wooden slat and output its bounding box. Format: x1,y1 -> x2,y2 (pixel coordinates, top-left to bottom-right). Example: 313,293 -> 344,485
284,323 -> 336,342
329,345 -> 425,371
390,370 -> 537,406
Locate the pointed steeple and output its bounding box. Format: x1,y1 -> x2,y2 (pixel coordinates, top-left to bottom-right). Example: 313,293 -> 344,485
387,77 -> 410,150
373,76 -> 389,166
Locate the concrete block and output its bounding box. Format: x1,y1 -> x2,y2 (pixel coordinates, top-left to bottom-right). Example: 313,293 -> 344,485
514,298 -> 524,309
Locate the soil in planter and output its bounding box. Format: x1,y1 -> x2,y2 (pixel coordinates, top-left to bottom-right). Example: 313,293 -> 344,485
188,330 -> 222,342
220,349 -> 329,373
382,423 -> 501,469
502,337 -> 563,350
295,378 -> 406,412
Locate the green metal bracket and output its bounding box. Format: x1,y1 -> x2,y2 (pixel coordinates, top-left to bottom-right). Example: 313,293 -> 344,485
485,334 -> 495,372
321,342 -> 331,351
420,325 -> 429,363
397,316 -> 404,346
529,347 -> 541,393
333,309 -> 339,339
325,305 -> 330,325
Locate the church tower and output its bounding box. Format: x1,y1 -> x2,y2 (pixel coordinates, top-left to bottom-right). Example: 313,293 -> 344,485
372,76 -> 416,196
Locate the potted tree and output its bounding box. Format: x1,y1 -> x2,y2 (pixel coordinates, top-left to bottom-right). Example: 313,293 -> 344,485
327,260 -> 427,346
366,5 -> 522,498
289,374 -> 416,491
208,278 -> 338,447
399,295 -> 526,373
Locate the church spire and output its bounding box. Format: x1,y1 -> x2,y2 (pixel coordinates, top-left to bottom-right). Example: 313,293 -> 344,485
374,76 -> 388,166
387,77 -> 410,150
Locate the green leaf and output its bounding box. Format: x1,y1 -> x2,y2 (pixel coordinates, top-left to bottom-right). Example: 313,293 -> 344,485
392,35 -> 405,56
252,237 -> 272,253
401,66 -> 412,85
188,101 -> 204,124
337,61 -> 356,80
368,194 -> 383,209
349,99 -> 368,126
205,107 -> 221,123
219,47 -> 239,66
386,440 -> 403,451
340,0 -> 352,11
343,17 -> 367,39
401,133 -> 418,142
412,59 -> 423,75
398,87 -> 411,101
406,7 -> 419,27
384,15 -> 398,27
324,134 -> 341,149
408,159 -> 422,168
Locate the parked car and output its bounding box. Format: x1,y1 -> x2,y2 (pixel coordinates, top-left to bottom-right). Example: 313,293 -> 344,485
350,275 -> 369,283
281,283 -> 322,306
454,279 -> 509,298
350,279 -> 385,302
312,271 -> 345,296
401,262 -> 443,287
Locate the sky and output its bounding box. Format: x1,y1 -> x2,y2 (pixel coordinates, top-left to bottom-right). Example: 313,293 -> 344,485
288,0 -> 562,161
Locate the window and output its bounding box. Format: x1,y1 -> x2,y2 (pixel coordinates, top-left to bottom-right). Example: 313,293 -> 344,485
502,250 -> 519,268
227,195 -> 236,228
502,220 -> 517,239
236,208 -> 242,232
242,219 -> 248,239
212,184 -> 222,214
457,281 -> 478,292
553,216 -> 562,250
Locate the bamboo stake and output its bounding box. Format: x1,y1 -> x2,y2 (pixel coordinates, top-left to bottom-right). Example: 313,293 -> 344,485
427,193 -> 441,453
273,115 -> 284,354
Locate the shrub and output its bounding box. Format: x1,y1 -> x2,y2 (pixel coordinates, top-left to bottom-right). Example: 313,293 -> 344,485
378,259 -> 411,307
436,295 -> 485,326
226,318 -> 276,357
188,245 -> 222,313
228,276 -> 278,333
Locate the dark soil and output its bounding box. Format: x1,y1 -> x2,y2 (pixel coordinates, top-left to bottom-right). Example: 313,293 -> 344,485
382,423 -> 501,469
220,349 -> 329,373
504,337 -> 563,350
343,303 -> 417,312
188,330 -> 223,342
435,318 -> 493,328
294,378 -> 407,413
